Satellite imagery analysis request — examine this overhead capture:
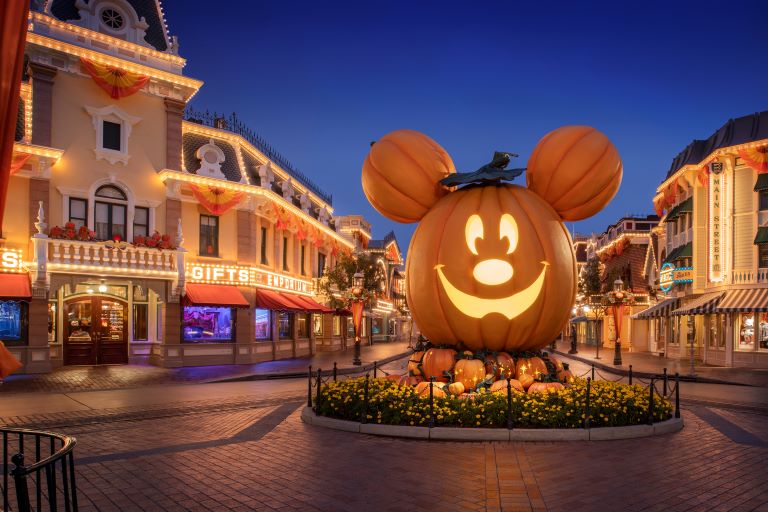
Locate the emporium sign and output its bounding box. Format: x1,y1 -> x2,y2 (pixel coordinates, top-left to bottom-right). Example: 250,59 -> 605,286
659,262 -> 694,292
186,263 -> 312,294
709,169 -> 724,282
0,248 -> 23,273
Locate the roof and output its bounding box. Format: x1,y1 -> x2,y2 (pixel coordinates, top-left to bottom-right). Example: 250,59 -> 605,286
368,231 -> 397,249
43,0 -> 172,52
665,111 -> 768,180
182,133 -> 243,183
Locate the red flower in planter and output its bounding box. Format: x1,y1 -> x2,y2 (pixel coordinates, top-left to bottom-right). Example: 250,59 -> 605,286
76,226 -> 90,241
113,234 -> 122,242
146,238 -> 158,248
50,226 -> 63,238
65,229 -> 75,239
64,222 -> 75,230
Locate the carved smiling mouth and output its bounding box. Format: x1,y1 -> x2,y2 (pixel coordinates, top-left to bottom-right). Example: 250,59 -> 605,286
435,262 -> 548,320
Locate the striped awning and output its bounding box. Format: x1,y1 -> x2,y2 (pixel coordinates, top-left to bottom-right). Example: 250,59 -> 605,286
632,297 -> 679,319
671,293 -> 723,316
716,288 -> 768,313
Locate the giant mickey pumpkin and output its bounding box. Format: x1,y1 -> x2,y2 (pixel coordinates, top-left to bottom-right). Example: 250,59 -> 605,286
362,127 -> 621,352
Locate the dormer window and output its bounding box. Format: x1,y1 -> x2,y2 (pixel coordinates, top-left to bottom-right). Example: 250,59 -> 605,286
102,121 -> 121,151
85,105 -> 141,165
100,8 -> 125,30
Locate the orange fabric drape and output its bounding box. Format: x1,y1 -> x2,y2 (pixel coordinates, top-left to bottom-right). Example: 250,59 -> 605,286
9,152 -> 30,175
0,340 -> 22,379
189,184 -> 244,215
653,197 -> 664,218
350,300 -> 365,342
80,57 -> 150,99
738,146 -> 768,174
0,1 -> 30,237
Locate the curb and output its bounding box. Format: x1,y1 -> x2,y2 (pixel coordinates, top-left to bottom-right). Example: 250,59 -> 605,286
205,350 -> 412,384
300,407 -> 684,441
551,349 -> 752,387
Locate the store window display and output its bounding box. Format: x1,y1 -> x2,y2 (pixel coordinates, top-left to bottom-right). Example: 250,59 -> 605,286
737,313 -> 754,351
182,306 -> 233,342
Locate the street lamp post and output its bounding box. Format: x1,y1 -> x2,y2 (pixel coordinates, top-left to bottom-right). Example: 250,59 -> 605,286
606,278 -> 635,366
350,271 -> 365,366
687,315 -> 696,376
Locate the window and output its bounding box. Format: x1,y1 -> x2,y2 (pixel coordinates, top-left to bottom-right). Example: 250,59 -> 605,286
133,304 -> 148,341
332,316 -> 341,336
297,313 -> 309,338
199,215 -> 219,257
760,190 -> 768,211
133,207 -> 149,239
48,302 -> 56,343
371,318 -> 383,335
102,121 -> 121,151
260,226 -> 268,264
0,301 -> 28,346
318,252 -> 326,277
182,306 -> 233,342
69,198 -> 87,229
313,314 -> 323,336
737,313 -> 755,351
759,313 -> 768,352
760,245 -> 768,269
254,308 -> 270,340
300,244 -> 306,275
156,303 -> 163,341
94,185 -> 127,241
100,8 -> 124,30
282,237 -> 289,271
278,312 -> 292,339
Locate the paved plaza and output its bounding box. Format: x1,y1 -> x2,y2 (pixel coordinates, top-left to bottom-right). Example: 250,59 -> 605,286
2,355 -> 767,512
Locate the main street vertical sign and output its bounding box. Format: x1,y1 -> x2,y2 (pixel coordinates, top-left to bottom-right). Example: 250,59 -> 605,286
709,162 -> 724,282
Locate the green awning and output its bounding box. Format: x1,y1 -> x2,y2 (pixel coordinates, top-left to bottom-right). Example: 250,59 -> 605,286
755,173 -> 768,192
664,197 -> 693,223
674,242 -> 692,260
756,227 -> 768,245
662,246 -> 681,265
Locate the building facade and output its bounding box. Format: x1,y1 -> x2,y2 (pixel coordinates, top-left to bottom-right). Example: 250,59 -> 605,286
2,0 -> 359,373
635,111 -> 768,368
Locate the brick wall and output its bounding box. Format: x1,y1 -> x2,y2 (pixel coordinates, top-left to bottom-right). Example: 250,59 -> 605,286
600,244 -> 650,293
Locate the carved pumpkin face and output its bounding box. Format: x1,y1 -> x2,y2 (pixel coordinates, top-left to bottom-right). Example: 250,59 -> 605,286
406,185 -> 576,352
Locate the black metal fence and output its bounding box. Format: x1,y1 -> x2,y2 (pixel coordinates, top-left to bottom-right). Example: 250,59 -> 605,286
2,428 -> 78,512
307,360 -> 681,429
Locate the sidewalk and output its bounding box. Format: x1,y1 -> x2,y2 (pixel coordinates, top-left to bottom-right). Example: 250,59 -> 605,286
0,341 -> 412,394
551,339 -> 768,387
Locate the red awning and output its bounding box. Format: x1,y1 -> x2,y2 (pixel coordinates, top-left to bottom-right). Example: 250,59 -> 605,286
0,273 -> 31,300
183,283 -> 249,308
254,289 -> 333,313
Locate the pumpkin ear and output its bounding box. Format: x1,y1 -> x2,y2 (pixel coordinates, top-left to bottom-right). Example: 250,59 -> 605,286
362,129 -> 456,223
526,126 -> 622,221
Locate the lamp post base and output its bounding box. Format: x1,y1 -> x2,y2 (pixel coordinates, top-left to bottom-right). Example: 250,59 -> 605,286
613,341 -> 622,366
353,339 -> 362,366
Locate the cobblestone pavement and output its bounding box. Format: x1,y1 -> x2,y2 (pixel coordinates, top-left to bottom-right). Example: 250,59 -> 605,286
3,380 -> 767,512
0,341 -> 410,394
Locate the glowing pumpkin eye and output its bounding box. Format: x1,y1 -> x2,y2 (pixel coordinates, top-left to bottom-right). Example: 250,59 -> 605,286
465,215 -> 483,255
500,214 -> 518,254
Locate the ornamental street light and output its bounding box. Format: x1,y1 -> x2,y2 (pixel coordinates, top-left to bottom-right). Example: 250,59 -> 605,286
605,278 -> 635,366
350,271 -> 365,366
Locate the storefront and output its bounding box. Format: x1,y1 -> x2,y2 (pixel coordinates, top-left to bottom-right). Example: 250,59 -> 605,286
0,273 -> 32,350
716,288 -> 768,367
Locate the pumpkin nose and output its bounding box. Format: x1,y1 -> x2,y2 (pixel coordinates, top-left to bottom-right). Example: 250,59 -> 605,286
472,259 -> 513,286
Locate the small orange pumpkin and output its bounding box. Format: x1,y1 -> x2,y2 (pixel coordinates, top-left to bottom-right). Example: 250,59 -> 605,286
421,347 -> 456,382
415,381 -> 446,398
545,354 -> 564,373
485,352 -> 516,379
516,356 -> 548,380
557,363 -> 575,384
527,381 -> 564,394
490,379 -> 524,394
446,381 -> 465,396
398,374 -> 423,387
454,358 -> 486,392
526,126 -> 622,221
518,373 -> 534,390
362,129 -> 455,223
407,350 -> 426,376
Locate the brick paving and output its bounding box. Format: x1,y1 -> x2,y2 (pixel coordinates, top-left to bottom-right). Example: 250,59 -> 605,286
3,382 -> 767,511
0,341 -> 411,394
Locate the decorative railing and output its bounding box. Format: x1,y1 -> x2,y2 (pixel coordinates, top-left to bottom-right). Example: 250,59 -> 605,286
47,239 -> 178,273
184,108 -> 332,205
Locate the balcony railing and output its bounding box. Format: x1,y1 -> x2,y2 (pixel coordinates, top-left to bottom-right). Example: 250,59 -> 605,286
47,239 -> 178,274
732,269 -> 768,284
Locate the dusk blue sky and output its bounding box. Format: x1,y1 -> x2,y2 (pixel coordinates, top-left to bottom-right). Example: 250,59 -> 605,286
165,0 -> 767,252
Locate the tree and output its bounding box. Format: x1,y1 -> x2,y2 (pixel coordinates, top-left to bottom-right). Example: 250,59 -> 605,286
579,257 -> 601,298
316,252 -> 386,309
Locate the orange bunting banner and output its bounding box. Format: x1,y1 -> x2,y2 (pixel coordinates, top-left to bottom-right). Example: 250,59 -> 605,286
189,184 -> 244,215
738,146 -> 768,174
697,166 -> 709,188
9,153 -> 30,175
297,221 -> 307,241
313,228 -> 325,248
80,57 -> 150,99
653,197 -> 664,218
272,203 -> 292,231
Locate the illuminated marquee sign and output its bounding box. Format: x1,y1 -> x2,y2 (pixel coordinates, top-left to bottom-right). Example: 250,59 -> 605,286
186,263 -> 313,295
0,248 -> 23,273
709,169 -> 725,282
660,263 -> 694,292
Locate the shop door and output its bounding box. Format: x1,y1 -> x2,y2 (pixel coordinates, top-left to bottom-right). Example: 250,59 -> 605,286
64,297 -> 127,365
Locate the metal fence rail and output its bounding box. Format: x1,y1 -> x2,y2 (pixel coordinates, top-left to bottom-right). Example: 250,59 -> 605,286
2,428 -> 78,512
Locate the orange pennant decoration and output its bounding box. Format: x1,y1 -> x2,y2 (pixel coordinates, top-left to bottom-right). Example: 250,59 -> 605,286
653,197 -> 664,218
738,146 -> 768,174
80,57 -> 150,99
697,166 -> 710,188
189,184 -> 244,215
297,221 -> 307,241
9,153 -> 30,175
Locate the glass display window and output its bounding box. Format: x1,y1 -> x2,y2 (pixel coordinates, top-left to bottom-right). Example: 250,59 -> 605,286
707,314 -> 719,349
254,308 -> 271,340
737,313 -> 755,351
133,303 -> 148,341
313,314 -> 323,336
0,301 -> 28,346
758,312 -> 768,352
278,312 -> 292,339
48,301 -> 57,343
333,316 -> 341,336
297,313 -> 309,338
371,318 -> 383,335
182,306 -> 233,342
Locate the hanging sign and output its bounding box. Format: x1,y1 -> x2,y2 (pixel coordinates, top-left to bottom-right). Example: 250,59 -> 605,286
709,171 -> 725,282
659,262 -> 675,292
186,263 -> 313,295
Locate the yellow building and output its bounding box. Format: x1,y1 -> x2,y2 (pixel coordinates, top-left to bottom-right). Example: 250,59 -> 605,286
2,1 -> 357,373
636,111 -> 768,368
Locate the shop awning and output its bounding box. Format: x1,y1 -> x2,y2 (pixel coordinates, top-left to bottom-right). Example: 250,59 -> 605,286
663,243 -> 692,265
716,288 -> 768,313
671,292 -> 723,316
632,297 -> 679,319
183,284 -> 249,308
0,273 -> 31,300
755,173 -> 768,192
755,227 -> 768,245
254,289 -> 333,313
290,295 -> 335,313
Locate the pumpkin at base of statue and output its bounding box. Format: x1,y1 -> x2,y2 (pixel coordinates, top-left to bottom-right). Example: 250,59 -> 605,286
398,375 -> 423,387
485,352 -> 516,379
415,381 -> 446,398
516,356 -> 548,380
557,363 -> 575,384
454,358 -> 486,392
408,350 -> 426,376
446,381 -> 465,396
518,373 -> 534,390
489,379 -> 524,394
421,347 -> 456,382
527,381 -> 564,394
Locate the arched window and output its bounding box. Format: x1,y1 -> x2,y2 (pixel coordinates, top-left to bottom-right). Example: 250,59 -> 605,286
94,185 -> 127,241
